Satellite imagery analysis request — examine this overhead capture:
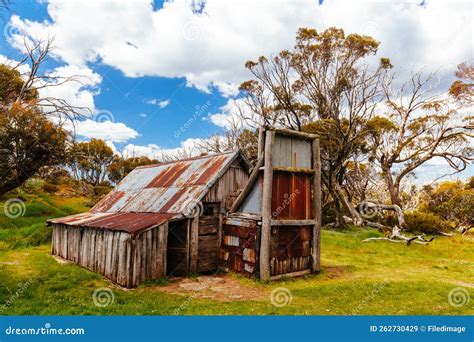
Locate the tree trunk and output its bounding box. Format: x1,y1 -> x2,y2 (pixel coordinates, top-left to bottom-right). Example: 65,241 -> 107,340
332,177 -> 364,226
382,165 -> 402,207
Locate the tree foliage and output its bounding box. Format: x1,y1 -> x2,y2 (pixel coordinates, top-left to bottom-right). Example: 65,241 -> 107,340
240,27 -> 391,225
108,156 -> 157,184
68,139 -> 115,186
0,64 -> 68,194
366,71 -> 473,206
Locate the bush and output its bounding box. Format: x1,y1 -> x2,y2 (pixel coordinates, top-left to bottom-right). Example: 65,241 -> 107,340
93,185 -> 112,197
404,211 -> 448,234
42,182 -> 59,193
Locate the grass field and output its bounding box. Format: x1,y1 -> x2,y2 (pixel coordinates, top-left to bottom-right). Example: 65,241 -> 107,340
0,190 -> 473,315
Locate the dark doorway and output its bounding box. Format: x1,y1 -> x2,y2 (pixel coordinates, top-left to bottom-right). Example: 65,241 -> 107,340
167,220 -> 189,276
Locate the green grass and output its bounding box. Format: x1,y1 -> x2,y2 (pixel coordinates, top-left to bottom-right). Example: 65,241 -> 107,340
0,190 -> 473,315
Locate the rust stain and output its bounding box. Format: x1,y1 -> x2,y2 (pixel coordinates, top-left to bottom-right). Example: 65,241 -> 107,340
193,157 -> 226,185
159,187 -> 188,213
146,162 -> 191,188
90,191 -> 125,213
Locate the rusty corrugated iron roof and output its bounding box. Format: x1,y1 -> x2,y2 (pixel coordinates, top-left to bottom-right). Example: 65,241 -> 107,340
49,151 -> 246,234
92,150 -> 242,215
47,212 -> 177,235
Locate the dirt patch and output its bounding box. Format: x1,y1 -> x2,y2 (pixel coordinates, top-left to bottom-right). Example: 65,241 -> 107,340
155,275 -> 265,302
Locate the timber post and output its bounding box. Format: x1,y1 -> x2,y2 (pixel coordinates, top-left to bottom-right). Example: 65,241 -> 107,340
312,139 -> 322,272
260,130 -> 275,280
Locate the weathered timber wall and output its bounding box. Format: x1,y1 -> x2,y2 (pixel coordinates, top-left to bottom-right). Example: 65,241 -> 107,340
51,223 -> 168,288
203,162 -> 249,210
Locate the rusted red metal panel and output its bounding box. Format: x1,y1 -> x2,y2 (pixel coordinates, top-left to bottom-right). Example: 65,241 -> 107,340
90,191 -> 125,213
48,212 -> 177,235
271,172 -> 312,220
146,162 -> 190,188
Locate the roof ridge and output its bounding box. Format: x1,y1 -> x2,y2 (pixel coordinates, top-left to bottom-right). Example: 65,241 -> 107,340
135,150 -> 239,169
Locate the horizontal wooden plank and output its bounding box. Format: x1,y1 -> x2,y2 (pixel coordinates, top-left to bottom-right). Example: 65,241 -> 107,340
271,166 -> 315,174
269,269 -> 310,280
271,220 -> 315,226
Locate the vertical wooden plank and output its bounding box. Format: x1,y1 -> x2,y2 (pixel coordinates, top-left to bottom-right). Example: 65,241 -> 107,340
161,222 -> 168,277
189,217 -> 199,273
186,219 -> 191,275
126,236 -> 133,288
133,232 -> 142,285
260,130 -> 274,280
156,226 -> 163,277
104,231 -> 112,278
257,125 -> 265,157
51,226 -> 56,255
312,139 -> 322,273
62,226 -> 68,259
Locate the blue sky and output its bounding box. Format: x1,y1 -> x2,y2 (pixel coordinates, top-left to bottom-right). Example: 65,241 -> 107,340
0,0 -> 472,182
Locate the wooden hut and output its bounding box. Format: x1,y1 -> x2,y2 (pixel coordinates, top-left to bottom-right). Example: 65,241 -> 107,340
220,127 -> 322,280
47,151 -> 250,288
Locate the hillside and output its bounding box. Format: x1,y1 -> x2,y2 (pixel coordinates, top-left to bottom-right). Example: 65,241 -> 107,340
0,184 -> 472,315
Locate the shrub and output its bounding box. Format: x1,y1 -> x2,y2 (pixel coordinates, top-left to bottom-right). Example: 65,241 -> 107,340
42,183 -> 59,193
93,185 -> 112,197
404,211 -> 448,234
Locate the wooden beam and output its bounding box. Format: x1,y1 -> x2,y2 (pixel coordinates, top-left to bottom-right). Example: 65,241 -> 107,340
312,139 -> 322,273
262,166 -> 315,174
260,130 -> 275,280
189,217 -> 199,273
271,219 -> 316,226
269,269 -> 310,280
230,153 -> 264,213
160,222 -> 168,277
257,125 -> 265,157
267,127 -> 318,140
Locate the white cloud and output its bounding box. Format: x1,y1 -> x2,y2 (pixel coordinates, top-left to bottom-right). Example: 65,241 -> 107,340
207,98 -> 260,130
8,0 -> 472,98
139,113 -> 147,117
40,64 -> 102,114
145,98 -> 170,108
72,119 -> 139,143
119,137 -> 204,159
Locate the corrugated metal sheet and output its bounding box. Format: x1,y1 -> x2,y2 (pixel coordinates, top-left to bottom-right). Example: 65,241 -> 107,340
272,135 -> 312,169
50,151 -> 243,233
48,212 -> 176,234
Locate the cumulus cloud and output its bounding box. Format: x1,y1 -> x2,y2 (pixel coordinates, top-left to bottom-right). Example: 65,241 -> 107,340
71,119 -> 139,143
145,98 -> 171,108
7,0 -> 472,98
118,137 -> 204,159
40,65 -> 102,114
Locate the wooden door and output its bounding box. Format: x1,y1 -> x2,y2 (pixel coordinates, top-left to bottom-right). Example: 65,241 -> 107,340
197,203 -> 220,272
